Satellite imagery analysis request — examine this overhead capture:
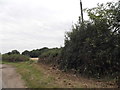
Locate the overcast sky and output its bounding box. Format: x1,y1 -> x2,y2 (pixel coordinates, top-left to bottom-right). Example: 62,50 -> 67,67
0,0 -> 117,53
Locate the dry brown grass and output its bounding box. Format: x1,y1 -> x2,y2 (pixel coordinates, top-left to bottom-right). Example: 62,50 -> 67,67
30,58 -> 39,61
3,61 -> 117,88
36,63 -> 117,88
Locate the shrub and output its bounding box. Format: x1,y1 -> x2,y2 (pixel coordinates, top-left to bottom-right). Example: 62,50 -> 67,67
40,48 -> 61,57
38,48 -> 62,66
60,1 -> 120,78
2,54 -> 29,62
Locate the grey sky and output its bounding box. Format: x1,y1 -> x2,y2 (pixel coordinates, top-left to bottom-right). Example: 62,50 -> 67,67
0,0 -> 117,53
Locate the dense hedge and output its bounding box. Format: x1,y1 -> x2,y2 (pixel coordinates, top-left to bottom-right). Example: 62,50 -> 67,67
59,1 -> 120,78
117,76 -> 120,88
2,54 -> 29,62
38,48 -> 61,66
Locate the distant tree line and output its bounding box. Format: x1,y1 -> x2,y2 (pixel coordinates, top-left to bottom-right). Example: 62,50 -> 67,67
2,50 -> 29,62
22,47 -> 49,58
3,47 -> 61,59
5,50 -> 20,55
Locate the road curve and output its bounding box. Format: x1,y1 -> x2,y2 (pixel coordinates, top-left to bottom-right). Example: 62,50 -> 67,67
1,64 -> 26,88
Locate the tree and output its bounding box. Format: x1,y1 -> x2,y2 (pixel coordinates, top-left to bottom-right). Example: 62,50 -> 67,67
22,50 -> 30,57
6,50 -> 20,55
11,50 -> 20,54
22,47 -> 49,58
86,1 -> 120,35
60,1 -> 120,78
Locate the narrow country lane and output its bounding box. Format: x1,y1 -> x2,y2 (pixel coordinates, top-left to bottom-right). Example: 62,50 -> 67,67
0,64 -> 2,89
1,64 -> 26,88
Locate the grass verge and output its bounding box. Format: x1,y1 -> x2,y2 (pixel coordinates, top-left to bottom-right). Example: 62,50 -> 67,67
2,61 -> 117,88
2,61 -> 59,88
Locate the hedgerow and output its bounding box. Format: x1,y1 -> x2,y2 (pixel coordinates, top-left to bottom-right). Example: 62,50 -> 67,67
2,54 -> 29,62
38,48 -> 61,66
59,1 -> 120,78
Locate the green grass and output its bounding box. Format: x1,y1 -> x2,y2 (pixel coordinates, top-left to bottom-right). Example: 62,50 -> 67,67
2,61 -> 59,88
2,61 -> 117,88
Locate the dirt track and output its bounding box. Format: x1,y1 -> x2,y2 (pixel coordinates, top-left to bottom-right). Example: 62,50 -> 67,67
1,64 -> 26,88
